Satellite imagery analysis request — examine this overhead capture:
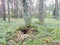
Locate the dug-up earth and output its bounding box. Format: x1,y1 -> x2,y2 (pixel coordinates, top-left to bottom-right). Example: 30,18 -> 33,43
7,26 -> 38,44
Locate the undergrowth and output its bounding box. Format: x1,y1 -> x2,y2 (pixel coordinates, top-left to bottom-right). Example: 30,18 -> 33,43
0,18 -> 60,45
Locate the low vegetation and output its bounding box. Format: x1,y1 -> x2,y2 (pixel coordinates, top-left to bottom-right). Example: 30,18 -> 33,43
0,18 -> 60,45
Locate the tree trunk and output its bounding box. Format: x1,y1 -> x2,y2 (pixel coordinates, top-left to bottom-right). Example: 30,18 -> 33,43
17,0 -> 22,18
38,0 -> 44,24
18,0 -> 22,18
22,0 -> 31,25
54,0 -> 58,19
29,0 -> 32,16
7,0 -> 10,22
14,0 -> 19,19
1,0 -> 6,21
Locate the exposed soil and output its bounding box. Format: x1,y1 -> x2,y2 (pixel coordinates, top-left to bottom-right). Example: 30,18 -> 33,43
7,26 -> 38,43
20,26 -> 38,34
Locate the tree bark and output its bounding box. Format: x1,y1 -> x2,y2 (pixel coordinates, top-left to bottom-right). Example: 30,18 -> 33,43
22,0 -> 31,25
38,0 -> 44,24
1,0 -> 6,21
14,0 -> 19,18
54,0 -> 58,19
7,0 -> 10,22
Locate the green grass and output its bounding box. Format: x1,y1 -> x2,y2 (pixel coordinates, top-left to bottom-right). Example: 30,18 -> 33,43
0,18 -> 60,45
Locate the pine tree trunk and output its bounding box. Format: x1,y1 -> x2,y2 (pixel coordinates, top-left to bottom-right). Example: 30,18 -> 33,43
1,0 -> 6,21
23,0 -> 31,25
38,0 -> 44,24
7,0 -> 10,22
14,0 -> 19,19
29,0 -> 32,16
55,0 -> 58,19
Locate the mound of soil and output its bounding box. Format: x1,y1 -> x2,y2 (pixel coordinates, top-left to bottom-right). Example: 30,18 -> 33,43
20,26 -> 38,34
7,26 -> 38,43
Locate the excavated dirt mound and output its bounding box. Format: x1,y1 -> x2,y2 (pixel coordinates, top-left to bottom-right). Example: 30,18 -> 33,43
20,26 -> 38,34
7,26 -> 38,43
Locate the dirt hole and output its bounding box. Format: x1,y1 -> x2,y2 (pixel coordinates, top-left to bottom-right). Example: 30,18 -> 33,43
6,26 -> 38,43
18,26 -> 38,34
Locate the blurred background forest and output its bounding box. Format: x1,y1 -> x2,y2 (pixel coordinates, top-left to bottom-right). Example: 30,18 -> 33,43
0,0 -> 60,21
0,0 -> 60,45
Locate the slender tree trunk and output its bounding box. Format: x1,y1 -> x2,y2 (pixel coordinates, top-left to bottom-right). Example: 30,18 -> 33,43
14,0 -> 18,19
44,0 -> 46,18
19,0 -> 23,18
7,0 -> 10,22
29,0 -> 32,16
55,0 -> 58,19
1,0 -> 6,21
0,5 -> 2,18
22,0 -> 31,25
38,0 -> 44,24
17,0 -> 22,18
9,0 -> 14,21
11,3 -> 14,19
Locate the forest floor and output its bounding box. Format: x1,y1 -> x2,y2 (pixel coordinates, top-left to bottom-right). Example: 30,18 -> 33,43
0,18 -> 60,45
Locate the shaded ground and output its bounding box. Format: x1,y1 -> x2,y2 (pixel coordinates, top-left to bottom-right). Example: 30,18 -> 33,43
6,26 -> 38,45
0,18 -> 60,45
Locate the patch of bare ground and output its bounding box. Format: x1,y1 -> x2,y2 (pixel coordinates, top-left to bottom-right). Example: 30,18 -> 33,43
7,26 -> 38,44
